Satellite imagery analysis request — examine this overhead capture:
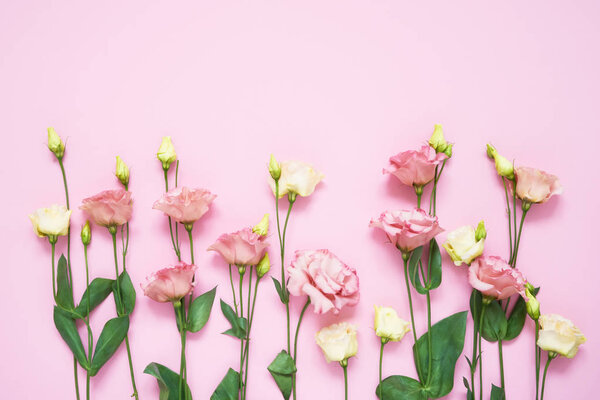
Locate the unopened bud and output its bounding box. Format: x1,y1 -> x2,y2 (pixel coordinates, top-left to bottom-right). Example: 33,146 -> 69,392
475,220 -> 487,241
525,288 -> 540,320
47,127 -> 65,159
115,156 -> 130,187
256,252 -> 271,278
157,136 -> 177,170
268,154 -> 281,181
428,124 -> 448,154
252,214 -> 269,236
81,221 -> 92,245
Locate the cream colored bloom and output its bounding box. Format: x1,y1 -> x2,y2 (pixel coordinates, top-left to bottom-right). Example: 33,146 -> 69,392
374,306 -> 410,342
442,225 -> 485,266
252,214 -> 269,236
537,314 -> 586,358
315,322 -> 358,362
115,156 -> 130,187
47,127 -> 65,158
157,136 -> 177,169
29,205 -> 71,238
268,160 -> 324,198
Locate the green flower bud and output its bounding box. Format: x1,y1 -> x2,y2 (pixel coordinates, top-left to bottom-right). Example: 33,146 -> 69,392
157,136 -> 177,170
525,289 -> 540,320
252,214 -> 269,236
525,282 -> 535,293
268,154 -> 281,181
47,127 -> 65,159
475,220 -> 487,241
486,144 -> 514,180
81,221 -> 92,245
256,252 -> 271,278
443,143 -> 453,158
428,124 -> 448,154
486,143 -> 497,159
115,156 -> 130,187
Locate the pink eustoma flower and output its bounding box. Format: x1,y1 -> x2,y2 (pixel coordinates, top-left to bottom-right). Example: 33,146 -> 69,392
468,256 -> 527,300
207,227 -> 268,266
370,208 -> 443,253
514,166 -> 562,204
384,145 -> 447,187
80,189 -> 133,227
288,249 -> 359,314
153,186 -> 216,224
141,262 -> 197,303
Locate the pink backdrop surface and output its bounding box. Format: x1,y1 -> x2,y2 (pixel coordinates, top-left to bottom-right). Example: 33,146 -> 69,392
2,1 -> 599,399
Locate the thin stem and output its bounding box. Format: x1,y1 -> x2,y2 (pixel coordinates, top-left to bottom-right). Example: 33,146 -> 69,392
242,268 -> 253,400
478,305 -> 487,400
535,320 -> 540,400
343,364 -> 348,400
186,225 -> 196,311
402,255 -> 423,379
470,301 -> 478,398
540,356 -> 553,400
502,178 -> 513,261
74,359 -> 81,400
51,242 -> 57,299
239,269 -> 245,397
498,340 -> 505,390
291,297 -> 311,400
280,197 -> 295,354
229,265 -> 239,315
511,209 -> 528,268
187,229 -> 195,265
121,222 -> 130,271
416,191 -> 422,208
511,184 -> 517,263
84,245 -> 93,400
425,290 -> 433,386
163,169 -> 181,260
243,273 -> 260,399
378,341 -> 385,400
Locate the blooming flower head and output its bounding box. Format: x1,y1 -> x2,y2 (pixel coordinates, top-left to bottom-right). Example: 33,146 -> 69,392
80,189 -> 133,227
374,306 -> 410,342
141,262 -> 197,303
442,224 -> 485,266
288,249 -> 359,314
537,314 -> 586,358
268,160 -> 324,199
370,208 -> 443,253
315,322 -> 358,363
468,255 -> 527,300
384,145 -> 447,187
515,166 -> 562,204
207,227 -> 269,266
29,204 -> 71,239
153,186 -> 216,225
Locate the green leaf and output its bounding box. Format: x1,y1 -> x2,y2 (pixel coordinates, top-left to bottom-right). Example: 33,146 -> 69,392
408,246 -> 428,295
268,350 -> 296,400
470,289 -> 482,331
188,286 -> 217,332
112,271 -> 136,316
480,300 -> 507,342
376,375 -> 426,400
74,278 -> 114,319
220,299 -> 247,339
210,368 -> 240,400
144,362 -> 193,400
90,316 -> 129,376
53,306 -> 89,369
504,296 -> 526,341
272,277 -> 288,304
413,311 -> 467,398
491,384 -> 506,400
56,255 -> 74,309
425,239 -> 442,290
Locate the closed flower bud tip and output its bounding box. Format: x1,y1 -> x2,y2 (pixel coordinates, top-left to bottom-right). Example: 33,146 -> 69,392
115,156 -> 130,187
428,124 -> 448,154
525,288 -> 540,320
47,127 -> 65,159
268,154 -> 281,181
157,136 -> 177,170
475,220 -> 487,241
443,143 -> 453,158
81,221 -> 92,245
494,153 -> 515,180
256,252 -> 270,278
486,144 -> 497,159
252,214 -> 269,236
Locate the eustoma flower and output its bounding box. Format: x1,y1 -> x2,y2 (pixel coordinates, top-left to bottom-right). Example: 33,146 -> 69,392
514,166 -> 563,206
268,159 -> 324,200
315,322 -> 358,399
141,262 -> 197,303
29,204 -> 71,241
153,187 -> 216,226
442,221 -> 486,266
287,249 -> 360,314
384,145 -> 447,189
207,227 -> 269,266
80,189 -> 133,228
468,255 -> 527,300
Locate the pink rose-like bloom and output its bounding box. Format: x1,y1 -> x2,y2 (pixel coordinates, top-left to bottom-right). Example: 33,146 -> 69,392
288,249 -> 359,314
384,145 -> 448,187
207,227 -> 268,266
515,166 -> 563,204
153,186 -> 216,224
369,208 -> 443,253
141,262 -> 197,303
468,256 -> 527,300
80,189 -> 132,227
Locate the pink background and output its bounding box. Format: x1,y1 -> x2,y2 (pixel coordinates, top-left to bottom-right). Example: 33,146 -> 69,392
2,1 -> 599,399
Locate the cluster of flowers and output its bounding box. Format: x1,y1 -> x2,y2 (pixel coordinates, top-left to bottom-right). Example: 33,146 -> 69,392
31,127 -> 585,400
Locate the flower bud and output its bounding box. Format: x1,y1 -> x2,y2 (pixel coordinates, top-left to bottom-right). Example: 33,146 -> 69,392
475,220 -> 487,241
443,143 -> 453,158
525,288 -> 540,320
486,144 -> 514,180
47,127 -> 65,159
256,252 -> 271,278
525,282 -> 535,293
81,221 -> 92,245
268,154 -> 281,181
157,136 -> 177,170
252,214 -> 269,236
428,124 -> 448,154
115,156 -> 130,187
486,144 -> 497,159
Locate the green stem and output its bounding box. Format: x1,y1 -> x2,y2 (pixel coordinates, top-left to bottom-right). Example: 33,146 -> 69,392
378,341 -> 385,400
84,245 -> 93,400
229,265 -> 238,315
243,273 -> 260,399
425,290 -> 433,386
186,225 -> 196,311
242,268 -> 253,400
470,304 -> 478,398
279,193 -> 295,354
535,320 -> 540,400
74,359 -> 81,400
163,169 -> 181,260
51,241 -> 57,299
343,363 -> 348,400
511,183 -> 517,263
239,269 -> 245,396
540,356 -> 553,400
511,209 -> 528,268
498,340 -> 505,390
121,222 -> 130,271
292,298 -> 311,400
416,191 -> 422,208
502,178 -> 514,261
478,305 -> 486,400
402,254 -> 423,379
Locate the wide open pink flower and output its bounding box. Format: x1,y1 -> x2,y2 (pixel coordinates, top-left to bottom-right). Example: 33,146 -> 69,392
153,186 -> 216,224
370,208 -> 443,253
288,249 -> 359,314
141,262 -> 197,303
384,145 -> 447,187
514,166 -> 562,204
468,255 -> 527,300
207,227 -> 268,266
80,189 -> 132,227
